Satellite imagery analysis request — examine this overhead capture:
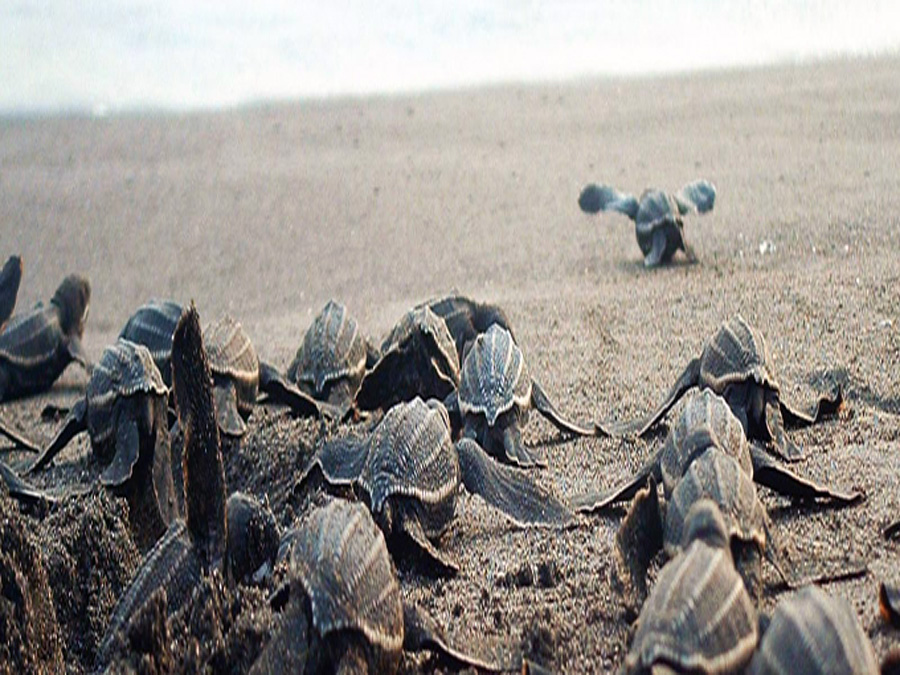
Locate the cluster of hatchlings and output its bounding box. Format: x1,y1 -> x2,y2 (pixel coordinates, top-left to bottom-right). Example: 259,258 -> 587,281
1,250 -> 898,673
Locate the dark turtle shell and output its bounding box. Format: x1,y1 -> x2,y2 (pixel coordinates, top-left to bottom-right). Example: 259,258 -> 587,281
634,189 -> 690,265
290,499 -> 404,673
458,323 -> 530,427
118,299 -> 183,387
356,306 -> 459,412
287,300 -> 368,409
203,315 -> 259,436
700,315 -> 778,397
625,501 -> 758,674
0,274 -> 91,400
749,585 -> 879,675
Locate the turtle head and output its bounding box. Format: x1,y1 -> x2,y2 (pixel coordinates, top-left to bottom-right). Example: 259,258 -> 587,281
172,302 -> 227,573
682,499 -> 729,551
52,274 -> 91,337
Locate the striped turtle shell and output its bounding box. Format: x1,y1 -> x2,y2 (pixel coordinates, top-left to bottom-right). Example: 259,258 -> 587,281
287,300 -> 367,405
360,398 -> 459,537
626,501 -> 758,674
749,585 -> 879,675
291,499 -> 404,673
119,299 -> 182,387
204,314 -> 259,416
660,389 -> 753,495
86,339 -> 168,463
459,324 -> 530,427
700,315 -> 779,395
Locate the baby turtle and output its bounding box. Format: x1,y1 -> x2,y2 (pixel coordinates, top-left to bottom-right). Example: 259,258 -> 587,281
577,389 -> 861,512
0,255 -> 23,330
97,304 -> 276,667
251,499 -> 511,673
355,306 -> 460,413
749,585 -> 879,675
0,273 -> 91,401
204,314 -> 328,436
603,315 -> 843,462
286,300 -> 377,416
578,179 -> 715,267
226,491 -> 279,585
449,323 -> 602,467
28,339 -> 177,549
299,396 -> 571,574
624,500 -> 758,674
419,294 -> 515,364
118,299 -> 183,387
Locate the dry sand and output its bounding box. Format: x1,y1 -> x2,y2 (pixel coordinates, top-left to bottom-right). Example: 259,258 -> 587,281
1,55 -> 898,672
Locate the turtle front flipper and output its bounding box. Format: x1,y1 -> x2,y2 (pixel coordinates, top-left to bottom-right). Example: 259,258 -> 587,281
354,349 -> 403,411
0,255 -> 23,328
578,184 -> 640,220
214,379 -> 248,437
764,391 -> 804,462
613,476 -> 663,611
258,361 -> 332,419
749,444 -> 862,505
1,459 -> 54,504
608,357 -> 702,437
501,423 -> 546,468
530,379 -> 595,437
456,437 -> 572,528
100,417 -> 141,487
673,179 -> 716,215
572,451 -> 663,513
397,512 -> 459,576
0,413 -> 41,452
779,383 -> 843,427
26,398 -> 88,474
402,603 -> 517,673
66,334 -> 92,372
298,435 -> 369,492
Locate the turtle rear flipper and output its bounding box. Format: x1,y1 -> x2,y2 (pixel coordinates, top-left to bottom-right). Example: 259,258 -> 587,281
608,357 -> 702,437
764,392 -> 804,462
100,418 -> 141,487
673,179 -> 716,215
403,603 -> 516,673
779,384 -> 843,427
613,476 -> 663,611
258,361 -> 332,419
0,414 -> 41,453
27,399 -> 88,474
578,184 -> 640,220
530,379 -> 595,437
456,437 -> 572,528
0,255 -> 23,328
1,459 -> 54,504
213,380 -> 247,437
501,423 -> 546,468
749,444 -> 862,504
573,451 -> 663,513
397,512 -> 459,576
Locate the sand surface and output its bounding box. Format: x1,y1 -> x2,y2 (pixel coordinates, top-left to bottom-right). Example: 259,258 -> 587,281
1,55 -> 898,672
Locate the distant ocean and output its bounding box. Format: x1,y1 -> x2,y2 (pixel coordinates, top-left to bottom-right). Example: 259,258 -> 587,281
2,0 -> 899,115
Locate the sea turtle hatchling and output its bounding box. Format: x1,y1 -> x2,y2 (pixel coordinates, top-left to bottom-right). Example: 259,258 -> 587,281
578,179 -> 716,267
251,499 -> 512,674
577,389 -> 861,512
602,315 -> 843,462
624,499 -> 758,675
203,314 -> 330,437
448,323 -> 609,467
298,396 -> 571,573
748,585 -> 879,675
97,304 -> 279,667
419,294 -> 516,365
355,305 -> 460,413
118,299 -> 183,387
0,273 -> 91,401
285,300 -> 378,417
27,339 -> 178,549
0,255 -> 23,330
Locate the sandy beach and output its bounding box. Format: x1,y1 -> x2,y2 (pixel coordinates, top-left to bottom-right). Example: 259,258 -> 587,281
1,55 -> 898,672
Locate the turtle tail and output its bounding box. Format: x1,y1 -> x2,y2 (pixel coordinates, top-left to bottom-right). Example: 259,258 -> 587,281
172,302 -> 227,573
